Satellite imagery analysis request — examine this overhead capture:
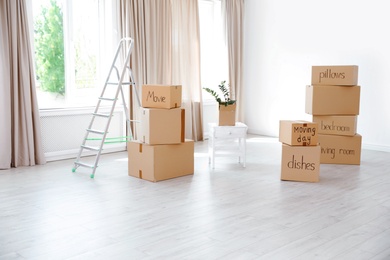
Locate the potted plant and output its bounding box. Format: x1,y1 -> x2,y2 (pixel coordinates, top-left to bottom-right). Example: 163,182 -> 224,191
203,81 -> 236,126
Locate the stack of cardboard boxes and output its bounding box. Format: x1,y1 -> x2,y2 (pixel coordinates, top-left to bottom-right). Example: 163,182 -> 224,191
127,84 -> 194,182
306,65 -> 362,165
279,120 -> 321,182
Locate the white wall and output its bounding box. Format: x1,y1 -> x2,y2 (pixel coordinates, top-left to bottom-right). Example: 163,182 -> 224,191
243,0 -> 390,151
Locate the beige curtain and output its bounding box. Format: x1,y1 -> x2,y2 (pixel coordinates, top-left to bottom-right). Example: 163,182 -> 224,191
222,0 -> 245,122
0,0 -> 46,169
118,0 -> 203,141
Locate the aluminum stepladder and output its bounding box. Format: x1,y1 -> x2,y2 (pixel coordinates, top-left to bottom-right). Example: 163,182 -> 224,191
72,38 -> 140,178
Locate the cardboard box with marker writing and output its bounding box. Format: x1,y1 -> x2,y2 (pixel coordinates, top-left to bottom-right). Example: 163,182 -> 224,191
279,120 -> 318,146
313,115 -> 357,136
281,144 -> 321,182
127,140 -> 194,182
142,84 -> 182,109
305,85 -> 360,115
318,133 -> 362,165
311,65 -> 358,86
138,107 -> 185,145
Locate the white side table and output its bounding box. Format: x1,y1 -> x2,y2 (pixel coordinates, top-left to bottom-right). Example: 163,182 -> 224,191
208,122 -> 248,169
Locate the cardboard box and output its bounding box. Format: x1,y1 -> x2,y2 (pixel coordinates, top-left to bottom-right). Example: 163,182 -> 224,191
128,140 -> 194,182
305,85 -> 360,115
313,115 -> 357,136
281,144 -> 321,182
142,84 -> 182,109
219,103 -> 236,126
318,134 -> 362,165
139,107 -> 185,145
279,120 -> 318,146
311,65 -> 358,86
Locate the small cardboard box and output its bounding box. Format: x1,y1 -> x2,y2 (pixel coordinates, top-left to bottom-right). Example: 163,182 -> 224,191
128,140 -> 194,182
318,134 -> 362,165
139,107 -> 185,145
311,65 -> 358,86
281,144 -> 321,182
142,84 -> 182,109
313,115 -> 357,136
305,85 -> 360,115
219,103 -> 236,126
279,120 -> 318,146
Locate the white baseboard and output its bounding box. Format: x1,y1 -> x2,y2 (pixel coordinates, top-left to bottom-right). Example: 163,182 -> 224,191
45,144 -> 126,162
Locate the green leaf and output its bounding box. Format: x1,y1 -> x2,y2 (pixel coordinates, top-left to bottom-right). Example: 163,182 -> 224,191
34,0 -> 65,95
203,81 -> 236,105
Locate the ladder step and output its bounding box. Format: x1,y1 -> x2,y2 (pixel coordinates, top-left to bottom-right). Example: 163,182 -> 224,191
107,82 -> 134,85
87,129 -> 106,135
74,161 -> 96,169
93,113 -> 111,118
81,145 -> 100,151
99,97 -> 116,101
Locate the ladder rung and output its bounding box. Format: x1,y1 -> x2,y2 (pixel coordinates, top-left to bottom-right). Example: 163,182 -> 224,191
99,97 -> 116,101
74,161 -> 95,169
93,113 -> 111,118
87,129 -> 106,135
81,145 -> 100,151
107,82 -> 134,85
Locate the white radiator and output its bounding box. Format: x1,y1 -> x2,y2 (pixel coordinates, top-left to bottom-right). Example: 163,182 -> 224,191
40,107 -> 126,161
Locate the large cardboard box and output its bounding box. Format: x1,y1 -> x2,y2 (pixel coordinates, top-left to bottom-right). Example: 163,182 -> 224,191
139,107 -> 185,145
305,85 -> 360,115
279,120 -> 318,146
128,140 -> 194,182
219,103 -> 236,126
318,134 -> 362,165
311,65 -> 358,86
142,84 -> 182,109
313,115 -> 357,136
281,144 -> 321,182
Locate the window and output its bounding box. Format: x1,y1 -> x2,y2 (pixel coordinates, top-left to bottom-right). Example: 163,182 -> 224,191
198,0 -> 228,101
31,0 -> 227,107
31,0 -> 118,109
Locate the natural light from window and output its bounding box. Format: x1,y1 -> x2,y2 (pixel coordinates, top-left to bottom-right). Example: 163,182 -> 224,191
198,0 -> 229,102
31,0 -> 226,109
32,0 -> 116,109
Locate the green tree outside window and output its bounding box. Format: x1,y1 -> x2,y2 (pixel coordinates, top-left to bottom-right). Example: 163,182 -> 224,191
34,0 -> 65,95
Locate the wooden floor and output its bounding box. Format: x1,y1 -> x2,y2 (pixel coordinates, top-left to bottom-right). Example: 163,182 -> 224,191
1,135 -> 390,260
